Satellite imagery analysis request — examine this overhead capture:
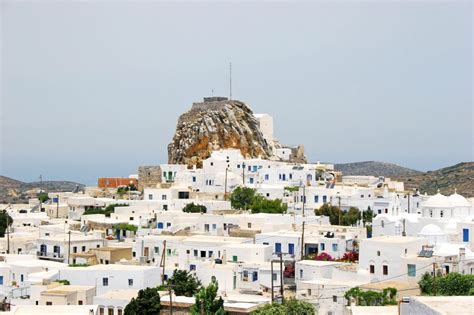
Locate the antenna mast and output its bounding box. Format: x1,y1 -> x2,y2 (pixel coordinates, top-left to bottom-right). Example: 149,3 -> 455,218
229,62 -> 232,100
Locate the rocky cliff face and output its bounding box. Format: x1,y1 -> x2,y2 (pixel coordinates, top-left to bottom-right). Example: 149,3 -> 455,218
168,97 -> 274,167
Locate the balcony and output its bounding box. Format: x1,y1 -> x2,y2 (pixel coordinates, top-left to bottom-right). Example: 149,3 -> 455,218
37,251 -> 64,262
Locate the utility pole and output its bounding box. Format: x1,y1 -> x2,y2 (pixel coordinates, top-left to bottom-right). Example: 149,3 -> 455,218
67,230 -> 71,264
300,221 -> 305,261
302,185 -> 306,217
338,196 -> 342,226
279,253 -> 284,302
270,258 -> 274,302
407,192 -> 410,213
242,163 -> 245,186
6,212 -> 10,254
160,241 -> 167,285
224,168 -> 228,196
402,219 -> 406,237
56,195 -> 59,218
168,284 -> 173,315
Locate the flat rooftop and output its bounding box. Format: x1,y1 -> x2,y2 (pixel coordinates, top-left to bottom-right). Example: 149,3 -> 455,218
409,296 -> 474,315
364,235 -> 424,244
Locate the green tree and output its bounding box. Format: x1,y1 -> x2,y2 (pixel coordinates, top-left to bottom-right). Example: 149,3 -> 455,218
168,269 -> 202,297
0,211 -> 13,237
124,287 -> 161,315
190,280 -> 226,315
251,299 -> 315,315
342,207 -> 361,226
315,203 -> 341,225
183,203 -> 207,214
362,208 -> 374,227
230,187 -> 256,210
37,192 -> 49,203
419,272 -> 474,296
250,195 -> 287,214
345,287 -> 397,306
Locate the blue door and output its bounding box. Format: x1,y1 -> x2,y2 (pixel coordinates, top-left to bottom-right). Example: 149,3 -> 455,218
252,271 -> 258,281
288,243 -> 295,255
157,222 -> 164,229
275,243 -> 282,254
463,229 -> 469,242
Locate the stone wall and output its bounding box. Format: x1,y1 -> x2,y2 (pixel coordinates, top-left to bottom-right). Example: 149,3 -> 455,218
138,166 -> 162,190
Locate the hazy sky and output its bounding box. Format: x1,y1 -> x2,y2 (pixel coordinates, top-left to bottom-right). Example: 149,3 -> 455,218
1,1 -> 473,185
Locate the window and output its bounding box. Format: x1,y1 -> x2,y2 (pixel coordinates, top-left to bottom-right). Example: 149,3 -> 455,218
192,176 -> 196,182
361,195 -> 364,198
190,264 -> 196,271
108,308 -> 114,315
249,177 -> 254,184
322,196 -> 327,203
265,174 -> 269,181
102,278 -> 109,286
157,222 -> 164,229
200,251 -> 206,258
369,265 -> 375,274
463,229 -> 470,242
129,217 -> 134,221
288,243 -> 295,255
193,250 -> 198,257
178,192 -> 189,199
407,264 -> 416,277
0,276 -> 3,285
78,300 -> 83,305
154,247 -> 160,254
163,205 -> 168,211
332,244 -> 338,252
315,195 -> 319,203
162,194 -> 167,200
82,246 -> 86,252
233,255 -> 238,262
148,194 -> 153,200
333,295 -> 337,302
46,302 -> 52,306
73,246 -> 77,253
377,251 -> 381,256
275,243 -> 282,254
167,249 -> 171,256
99,307 -> 104,315
128,279 -> 133,286
320,243 -> 325,251
248,223 -> 252,228
299,269 -> 303,279
273,273 -> 277,281
383,265 -> 388,275
212,224 -> 217,230
429,210 -> 433,217
210,162 -> 214,166
118,309 -> 123,315
204,224 -> 210,232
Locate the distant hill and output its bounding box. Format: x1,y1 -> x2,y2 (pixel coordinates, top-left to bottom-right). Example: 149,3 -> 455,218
335,161 -> 421,177
395,162 -> 474,197
0,175 -> 84,204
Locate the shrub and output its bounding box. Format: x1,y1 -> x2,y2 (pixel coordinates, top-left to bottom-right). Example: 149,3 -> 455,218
183,203 -> 207,214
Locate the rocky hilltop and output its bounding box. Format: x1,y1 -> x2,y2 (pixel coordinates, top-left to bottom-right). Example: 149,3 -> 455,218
168,97 -> 275,167
335,161 -> 421,177
0,175 -> 84,204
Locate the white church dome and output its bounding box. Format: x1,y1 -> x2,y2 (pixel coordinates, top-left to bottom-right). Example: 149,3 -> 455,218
423,192 -> 452,208
419,224 -> 445,236
448,192 -> 470,207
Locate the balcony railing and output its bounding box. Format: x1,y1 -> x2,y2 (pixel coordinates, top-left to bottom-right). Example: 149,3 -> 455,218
37,251 -> 64,261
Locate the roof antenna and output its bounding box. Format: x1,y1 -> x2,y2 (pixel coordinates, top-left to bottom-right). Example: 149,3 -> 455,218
229,61 -> 232,100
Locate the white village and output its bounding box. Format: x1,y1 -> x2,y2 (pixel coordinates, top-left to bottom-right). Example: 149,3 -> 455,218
0,97 -> 472,315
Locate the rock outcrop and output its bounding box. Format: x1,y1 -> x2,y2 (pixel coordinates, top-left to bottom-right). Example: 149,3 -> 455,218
168,97 -> 274,167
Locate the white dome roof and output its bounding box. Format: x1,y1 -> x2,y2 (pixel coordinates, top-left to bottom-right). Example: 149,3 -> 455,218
423,192 -> 452,208
419,224 -> 445,236
448,192 -> 470,207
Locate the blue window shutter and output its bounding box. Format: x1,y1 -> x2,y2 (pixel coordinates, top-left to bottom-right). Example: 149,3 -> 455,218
288,243 -> 294,255
463,229 -> 469,242
275,243 -> 282,254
